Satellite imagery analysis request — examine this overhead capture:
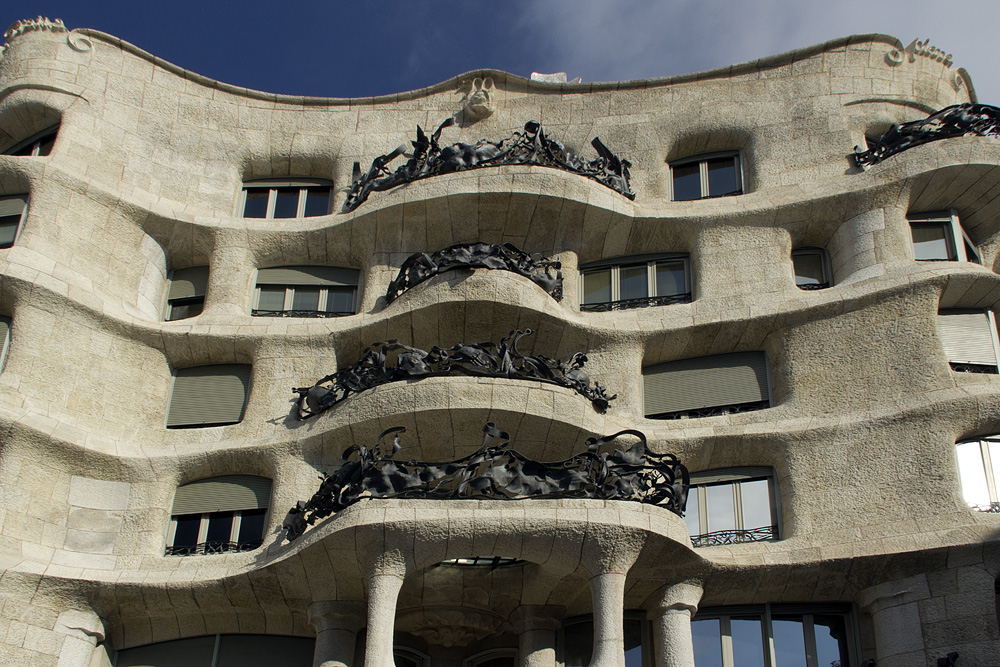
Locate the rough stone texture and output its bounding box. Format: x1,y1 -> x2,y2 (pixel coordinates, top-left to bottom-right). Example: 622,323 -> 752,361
0,20 -> 997,667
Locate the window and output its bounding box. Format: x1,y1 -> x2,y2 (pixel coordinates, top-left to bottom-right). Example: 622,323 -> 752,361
166,266 -> 209,321
166,364 -> 251,428
253,266 -> 359,317
937,310 -> 1000,374
562,614 -> 647,667
464,649 -> 518,667
692,605 -> 856,667
580,254 -> 691,312
2,125 -> 57,156
791,247 -> 832,290
956,437 -> 1000,512
643,352 -> 771,419
165,475 -> 271,556
115,634 -> 313,666
686,468 -> 778,547
0,195 -> 27,249
909,211 -> 980,263
0,316 -> 10,372
670,152 -> 742,201
394,648 -> 431,667
240,179 -> 332,218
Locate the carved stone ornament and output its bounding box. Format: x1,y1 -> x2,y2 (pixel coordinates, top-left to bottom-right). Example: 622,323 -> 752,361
397,606 -> 509,647
851,103 -> 1000,169
282,422 -> 690,541
0,17 -> 91,58
293,329 -> 616,417
385,241 -> 562,304
344,118 -> 634,212
460,77 -> 495,121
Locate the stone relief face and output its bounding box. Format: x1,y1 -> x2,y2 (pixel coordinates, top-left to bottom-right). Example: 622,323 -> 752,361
462,77 -> 495,120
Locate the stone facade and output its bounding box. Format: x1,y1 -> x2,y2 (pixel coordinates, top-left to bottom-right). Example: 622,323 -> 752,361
0,17 -> 997,667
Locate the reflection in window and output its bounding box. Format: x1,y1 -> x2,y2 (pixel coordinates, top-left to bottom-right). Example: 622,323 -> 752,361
909,211 -> 980,263
957,437 -> 1000,512
241,180 -> 332,219
692,606 -> 853,667
792,247 -> 832,290
685,469 -> 778,547
563,615 -> 645,667
581,254 -> 691,312
670,152 -> 742,201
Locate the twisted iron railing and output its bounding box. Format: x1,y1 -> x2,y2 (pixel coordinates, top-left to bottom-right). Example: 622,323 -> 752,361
647,400 -> 770,420
949,363 -> 998,375
164,539 -> 263,556
251,309 -> 353,318
581,293 -> 692,312
690,525 -> 777,548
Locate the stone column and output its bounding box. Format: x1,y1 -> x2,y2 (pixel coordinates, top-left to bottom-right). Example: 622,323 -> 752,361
53,609 -> 105,667
857,574 -> 930,667
308,601 -> 366,667
647,581 -> 703,667
509,605 -> 564,667
588,572 -> 628,667
204,231 -> 255,317
363,562 -> 407,667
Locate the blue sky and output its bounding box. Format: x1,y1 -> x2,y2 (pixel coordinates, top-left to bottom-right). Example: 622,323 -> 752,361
2,1 -> 998,102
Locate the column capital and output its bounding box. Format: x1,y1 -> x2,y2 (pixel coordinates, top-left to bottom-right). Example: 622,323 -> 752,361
308,601 -> 367,634
509,605 -> 565,633
647,580 -> 704,617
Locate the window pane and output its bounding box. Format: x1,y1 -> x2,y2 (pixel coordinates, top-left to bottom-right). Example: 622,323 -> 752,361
706,157 -> 739,196
171,514 -> 201,551
619,264 -> 648,301
673,163 -> 701,201
291,287 -> 321,311
685,491 -> 701,536
217,635 -> 314,667
655,260 -> 686,297
395,653 -> 421,667
243,189 -> 269,218
0,217 -> 19,248
273,187 -> 300,218
624,618 -> 643,667
911,223 -> 954,260
237,508 -> 267,549
793,252 -> 826,286
563,619 -> 592,667
730,617 -> 765,667
37,134 -> 56,156
957,441 -> 991,507
813,614 -> 850,667
475,657 -> 516,667
771,616 -> 807,667
740,479 -> 773,530
205,512 -> 234,551
705,483 -> 736,532
326,287 -> 356,314
9,143 -> 35,157
303,187 -> 331,217
257,286 -> 287,311
168,298 -> 204,321
583,269 -> 612,305
964,235 -> 982,264
115,635 -> 218,667
691,618 -> 723,667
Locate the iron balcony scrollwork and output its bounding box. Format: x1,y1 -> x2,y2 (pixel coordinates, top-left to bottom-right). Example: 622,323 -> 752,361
293,329 -> 616,417
282,422 -> 689,541
344,117 -> 634,212
580,293 -> 692,312
690,525 -> 777,548
164,539 -> 263,557
385,241 -> 563,304
852,103 -> 1000,168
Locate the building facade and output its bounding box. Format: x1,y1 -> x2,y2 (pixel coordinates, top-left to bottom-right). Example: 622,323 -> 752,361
0,17 -> 998,667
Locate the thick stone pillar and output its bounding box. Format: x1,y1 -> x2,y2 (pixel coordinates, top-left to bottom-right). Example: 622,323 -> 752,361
53,609 -> 105,667
308,601 -> 366,667
647,581 -> 703,667
204,232 -> 255,317
857,574 -> 930,667
363,561 -> 407,667
510,605 -> 564,667
589,572 -> 628,667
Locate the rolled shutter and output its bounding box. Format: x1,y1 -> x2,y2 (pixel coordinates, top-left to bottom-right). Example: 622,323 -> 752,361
938,311 -> 999,366
0,195 -> 27,217
689,466 -> 772,485
256,266 -> 358,287
643,351 -> 769,417
168,266 -> 209,300
167,364 -> 251,427
171,475 -> 271,515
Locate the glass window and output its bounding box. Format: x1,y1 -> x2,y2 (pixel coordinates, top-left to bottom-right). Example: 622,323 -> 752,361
792,248 -> 831,290
116,634 -> 313,667
957,437 -> 1000,512
253,267 -> 359,318
581,255 -> 691,312
3,125 -> 58,157
166,476 -> 271,556
909,212 -> 980,263
166,267 -> 209,321
687,470 -> 778,547
670,152 -> 742,201
562,615 -> 647,667
240,180 -> 333,219
0,195 -> 28,250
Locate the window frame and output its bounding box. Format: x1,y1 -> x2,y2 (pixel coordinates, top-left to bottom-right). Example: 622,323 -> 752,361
579,253 -> 692,312
686,468 -> 780,547
164,266 -> 209,321
937,309 -> 1000,374
692,603 -> 860,667
668,151 -> 743,201
908,210 -> 981,263
164,475 -> 272,556
239,179 -> 333,219
0,194 -> 28,250
165,364 -> 252,429
956,436 -> 1000,513
252,266 -> 359,318
2,124 -> 58,157
165,508 -> 269,556
642,351 -> 773,420
463,648 -> 518,667
791,247 -> 833,290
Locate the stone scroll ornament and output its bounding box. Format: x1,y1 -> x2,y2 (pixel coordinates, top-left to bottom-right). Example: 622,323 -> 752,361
344,117 -> 634,212
282,422 -> 689,541
384,241 -> 563,304
293,329 -> 616,417
852,103 -> 1000,168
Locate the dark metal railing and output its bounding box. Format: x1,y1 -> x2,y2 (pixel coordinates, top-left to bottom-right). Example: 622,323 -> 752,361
251,309 -> 353,318
949,363 -> 999,375
971,502 -> 1000,513
648,400 -> 770,420
164,540 -> 263,556
690,525 -> 778,547
796,282 -> 830,291
581,293 -> 692,312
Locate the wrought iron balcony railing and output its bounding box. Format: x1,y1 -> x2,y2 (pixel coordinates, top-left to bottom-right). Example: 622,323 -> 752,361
648,399 -> 770,420
164,539 -> 263,556
690,525 -> 778,547
581,293 -> 692,312
796,282 -> 830,291
970,502 -> 1000,513
251,309 -> 353,318
949,363 -> 999,375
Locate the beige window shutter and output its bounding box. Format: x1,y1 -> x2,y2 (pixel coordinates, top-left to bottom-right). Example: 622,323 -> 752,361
166,364 -> 251,427
938,311 -> 999,366
644,351 -> 769,416
170,475 -> 272,515
0,195 -> 26,217
168,266 -> 210,300
256,266 -> 358,287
